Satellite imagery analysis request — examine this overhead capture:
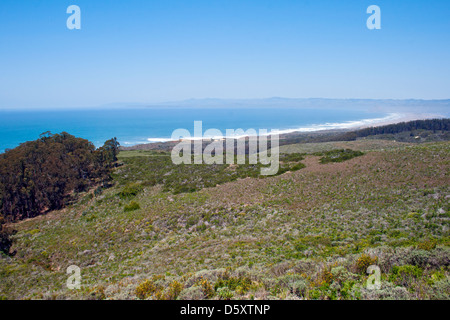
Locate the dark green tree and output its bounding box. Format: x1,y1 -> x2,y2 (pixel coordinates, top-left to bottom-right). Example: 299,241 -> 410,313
0,216 -> 14,255
0,133 -> 119,221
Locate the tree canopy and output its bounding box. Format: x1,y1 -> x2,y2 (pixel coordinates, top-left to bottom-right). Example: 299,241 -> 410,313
0,132 -> 119,223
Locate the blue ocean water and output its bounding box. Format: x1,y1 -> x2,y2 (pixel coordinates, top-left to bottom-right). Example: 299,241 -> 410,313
0,107 -> 390,153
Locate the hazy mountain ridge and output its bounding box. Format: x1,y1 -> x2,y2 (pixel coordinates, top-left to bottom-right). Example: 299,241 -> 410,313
96,98 -> 450,113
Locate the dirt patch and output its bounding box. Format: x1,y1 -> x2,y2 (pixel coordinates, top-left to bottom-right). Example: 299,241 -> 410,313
300,155 -> 322,171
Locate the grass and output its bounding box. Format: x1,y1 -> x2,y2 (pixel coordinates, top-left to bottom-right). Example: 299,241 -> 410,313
0,140 -> 448,300
113,150 -> 306,194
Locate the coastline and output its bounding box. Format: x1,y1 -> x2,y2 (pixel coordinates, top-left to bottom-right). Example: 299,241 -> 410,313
120,112 -> 446,150
1,107 -> 447,153
350,112 -> 445,130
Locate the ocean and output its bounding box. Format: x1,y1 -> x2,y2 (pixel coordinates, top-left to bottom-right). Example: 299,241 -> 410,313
0,107 -> 396,153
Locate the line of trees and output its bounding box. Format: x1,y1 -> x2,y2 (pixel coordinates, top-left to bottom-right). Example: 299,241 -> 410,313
349,118 -> 450,138
278,118 -> 450,146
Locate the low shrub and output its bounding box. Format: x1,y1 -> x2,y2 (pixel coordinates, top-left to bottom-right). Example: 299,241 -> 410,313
178,286 -> 205,300
416,239 -> 437,251
216,287 -> 234,300
315,149 -> 364,164
389,265 -> 423,287
214,276 -> 252,293
118,182 -> 143,199
356,254 -> 378,273
124,201 -> 140,212
428,277 -> 450,300
164,280 -> 184,300
199,278 -> 215,298
135,279 -> 159,300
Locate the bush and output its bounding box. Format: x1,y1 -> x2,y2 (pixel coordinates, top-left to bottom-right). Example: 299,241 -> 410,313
290,163 -> 306,171
118,182 -> 143,199
178,286 -> 205,300
214,275 -> 252,293
135,279 -> 159,300
199,278 -> 215,298
317,268 -> 334,286
89,285 -> 106,300
330,266 -> 358,285
0,217 -> 15,256
291,280 -> 307,297
315,149 -> 364,164
280,153 -> 305,162
124,201 -> 140,212
416,239 -> 437,251
165,280 -> 184,300
356,254 -> 378,273
407,249 -> 432,267
428,277 -> 450,300
94,186 -> 104,197
389,265 -> 423,287
360,282 -> 411,300
216,287 -> 234,300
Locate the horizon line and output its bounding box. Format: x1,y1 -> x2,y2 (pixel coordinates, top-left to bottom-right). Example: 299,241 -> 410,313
1,97 -> 450,111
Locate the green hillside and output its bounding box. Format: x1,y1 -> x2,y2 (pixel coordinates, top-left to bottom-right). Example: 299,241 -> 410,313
0,139 -> 449,300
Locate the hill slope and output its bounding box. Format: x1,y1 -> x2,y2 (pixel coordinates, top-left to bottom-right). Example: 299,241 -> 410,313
0,140 -> 449,300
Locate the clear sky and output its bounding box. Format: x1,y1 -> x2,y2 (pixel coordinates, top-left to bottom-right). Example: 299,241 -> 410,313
0,0 -> 449,109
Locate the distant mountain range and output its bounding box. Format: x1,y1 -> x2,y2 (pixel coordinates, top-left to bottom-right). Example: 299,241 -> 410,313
99,98 -> 450,115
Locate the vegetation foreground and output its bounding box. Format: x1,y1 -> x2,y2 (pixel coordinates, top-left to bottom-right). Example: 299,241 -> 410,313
0,136 -> 449,300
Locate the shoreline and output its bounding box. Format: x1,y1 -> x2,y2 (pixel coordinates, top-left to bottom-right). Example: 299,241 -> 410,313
121,112 -> 445,150
350,112 -> 445,130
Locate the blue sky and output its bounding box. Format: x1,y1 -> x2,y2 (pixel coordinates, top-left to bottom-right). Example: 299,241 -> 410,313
0,0 -> 449,109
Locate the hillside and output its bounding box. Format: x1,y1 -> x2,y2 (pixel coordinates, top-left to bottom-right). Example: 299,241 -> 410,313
0,138 -> 448,300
